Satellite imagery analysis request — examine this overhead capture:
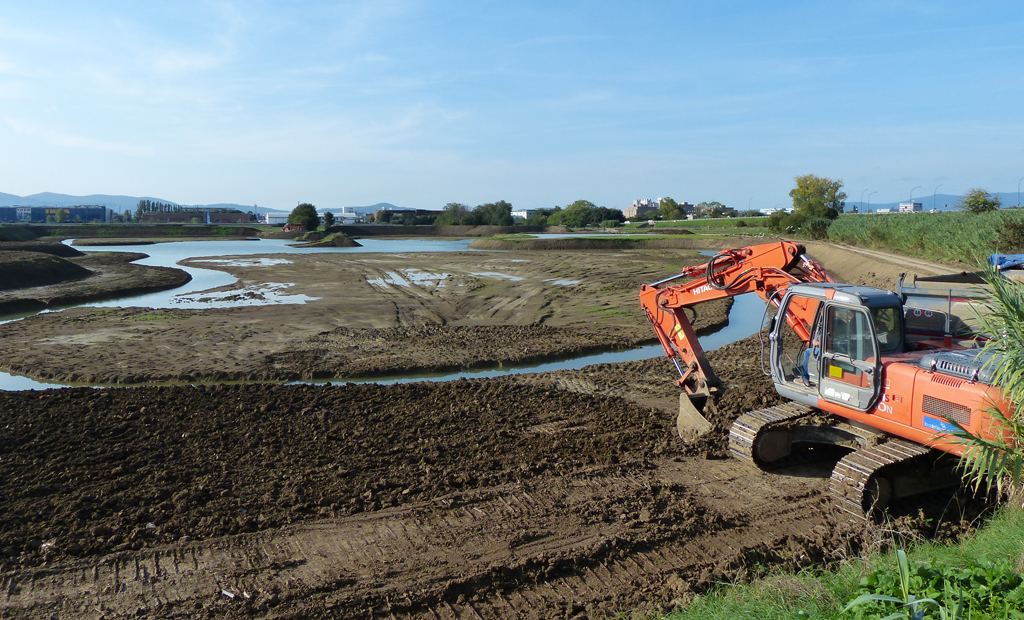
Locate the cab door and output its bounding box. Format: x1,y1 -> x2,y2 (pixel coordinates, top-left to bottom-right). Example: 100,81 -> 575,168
817,304 -> 882,411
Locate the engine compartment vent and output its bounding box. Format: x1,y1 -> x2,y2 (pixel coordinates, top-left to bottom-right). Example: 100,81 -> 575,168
930,373 -> 964,388
922,395 -> 971,426
918,349 -> 997,385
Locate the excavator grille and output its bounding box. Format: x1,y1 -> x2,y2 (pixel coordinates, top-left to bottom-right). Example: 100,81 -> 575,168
922,395 -> 971,426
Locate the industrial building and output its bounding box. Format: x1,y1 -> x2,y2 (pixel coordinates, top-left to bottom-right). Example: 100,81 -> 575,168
0,205 -> 118,223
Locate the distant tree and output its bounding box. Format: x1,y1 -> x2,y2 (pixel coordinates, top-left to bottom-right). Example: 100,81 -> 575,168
123,210 -> 132,222
288,203 -> 320,230
435,202 -> 471,226
470,200 -> 514,226
322,211 -> 335,228
696,201 -> 725,217
525,208 -> 558,226
659,197 -> 682,220
546,207 -> 565,226
790,174 -> 846,220
560,200 -> 598,228
957,188 -> 1001,214
54,209 -> 67,223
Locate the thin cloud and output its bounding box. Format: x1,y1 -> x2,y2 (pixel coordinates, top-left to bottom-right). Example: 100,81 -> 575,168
6,118 -> 156,157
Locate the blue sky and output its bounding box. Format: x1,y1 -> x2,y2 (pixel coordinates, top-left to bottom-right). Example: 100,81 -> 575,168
1,1 -> 1022,210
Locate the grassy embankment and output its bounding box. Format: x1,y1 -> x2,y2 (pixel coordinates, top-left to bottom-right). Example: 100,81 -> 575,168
827,210 -> 1024,262
469,235 -> 730,251
621,218 -> 769,236
660,507 -> 1024,620
39,224 -> 260,239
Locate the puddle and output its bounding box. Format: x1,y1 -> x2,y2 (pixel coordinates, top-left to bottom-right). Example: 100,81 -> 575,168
366,269 -> 451,289
192,258 -> 293,267
545,279 -> 580,286
173,283 -> 319,306
470,272 -> 524,282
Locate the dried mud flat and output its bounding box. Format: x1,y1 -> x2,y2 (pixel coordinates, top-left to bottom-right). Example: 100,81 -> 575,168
0,339 -> 866,620
0,249 -> 729,385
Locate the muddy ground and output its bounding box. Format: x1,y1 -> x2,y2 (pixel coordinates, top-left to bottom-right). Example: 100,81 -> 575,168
1,338 -> 881,620
0,239 -> 978,618
0,248 -> 732,384
0,238 -> 968,386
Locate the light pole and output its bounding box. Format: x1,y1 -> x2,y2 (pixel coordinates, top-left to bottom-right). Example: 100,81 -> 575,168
933,184 -> 942,211
1018,177 -> 1023,207
860,189 -> 868,211
868,191 -> 877,212
909,186 -> 921,204
748,198 -> 753,212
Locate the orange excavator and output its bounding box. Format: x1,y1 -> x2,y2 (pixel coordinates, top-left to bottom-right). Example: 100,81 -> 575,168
640,241 -> 1010,518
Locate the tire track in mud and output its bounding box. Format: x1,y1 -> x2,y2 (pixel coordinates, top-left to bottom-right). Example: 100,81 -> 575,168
2,459 -> 833,619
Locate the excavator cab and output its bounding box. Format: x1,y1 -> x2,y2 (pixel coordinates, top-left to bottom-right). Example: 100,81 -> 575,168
770,284 -> 903,412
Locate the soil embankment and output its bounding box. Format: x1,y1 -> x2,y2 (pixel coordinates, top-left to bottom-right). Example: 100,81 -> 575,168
338,224 -> 564,238
0,241 -> 84,257
469,237 -> 733,251
0,252 -> 92,291
0,251 -> 191,316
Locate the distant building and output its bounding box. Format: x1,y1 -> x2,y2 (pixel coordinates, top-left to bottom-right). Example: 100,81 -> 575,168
875,208 -> 894,214
760,207 -> 792,215
0,205 -> 117,223
142,211 -> 250,224
511,209 -> 537,220
624,199 -> 659,219
899,202 -> 923,213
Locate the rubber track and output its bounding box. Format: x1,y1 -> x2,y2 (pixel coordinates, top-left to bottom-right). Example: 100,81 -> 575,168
728,401 -> 815,463
828,438 -> 930,520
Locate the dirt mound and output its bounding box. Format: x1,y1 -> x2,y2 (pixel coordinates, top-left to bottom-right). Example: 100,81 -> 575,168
0,241 -> 83,257
0,252 -> 190,316
0,251 -> 92,291
290,233 -> 362,248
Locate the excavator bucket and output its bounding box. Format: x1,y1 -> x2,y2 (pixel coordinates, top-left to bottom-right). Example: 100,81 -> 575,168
676,389 -> 716,442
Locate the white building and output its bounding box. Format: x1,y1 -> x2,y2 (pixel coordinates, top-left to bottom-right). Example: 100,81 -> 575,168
899,202 -> 923,213
511,209 -> 537,220
624,199 -> 659,219
264,211 -> 292,225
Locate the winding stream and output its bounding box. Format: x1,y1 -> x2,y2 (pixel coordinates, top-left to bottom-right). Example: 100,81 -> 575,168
0,239 -> 764,390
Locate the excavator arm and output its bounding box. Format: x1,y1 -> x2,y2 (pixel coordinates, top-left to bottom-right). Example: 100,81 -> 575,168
639,241 -> 833,438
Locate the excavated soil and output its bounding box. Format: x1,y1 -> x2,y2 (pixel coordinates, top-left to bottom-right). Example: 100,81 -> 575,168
0,340 -> 870,619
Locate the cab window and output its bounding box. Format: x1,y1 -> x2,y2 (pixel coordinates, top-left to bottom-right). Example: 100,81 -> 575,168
871,306 -> 902,353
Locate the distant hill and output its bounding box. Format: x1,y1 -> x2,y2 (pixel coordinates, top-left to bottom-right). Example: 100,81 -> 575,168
847,192 -> 1022,213
0,192 -> 406,215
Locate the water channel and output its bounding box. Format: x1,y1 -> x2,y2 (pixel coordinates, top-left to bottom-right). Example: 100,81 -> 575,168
0,239 -> 765,390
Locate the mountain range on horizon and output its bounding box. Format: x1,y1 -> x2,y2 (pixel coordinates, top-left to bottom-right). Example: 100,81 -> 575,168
2,190 -> 1022,215
0,192 -> 403,215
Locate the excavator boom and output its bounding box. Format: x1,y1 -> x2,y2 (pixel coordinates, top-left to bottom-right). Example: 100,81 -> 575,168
639,241 -> 833,418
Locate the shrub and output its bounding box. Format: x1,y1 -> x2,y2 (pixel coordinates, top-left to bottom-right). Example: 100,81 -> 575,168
803,218 -> 831,240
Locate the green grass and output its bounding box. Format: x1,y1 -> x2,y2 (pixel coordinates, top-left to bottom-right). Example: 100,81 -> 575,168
622,218 -> 768,230
659,507 -> 1024,620
826,210 -> 1024,262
